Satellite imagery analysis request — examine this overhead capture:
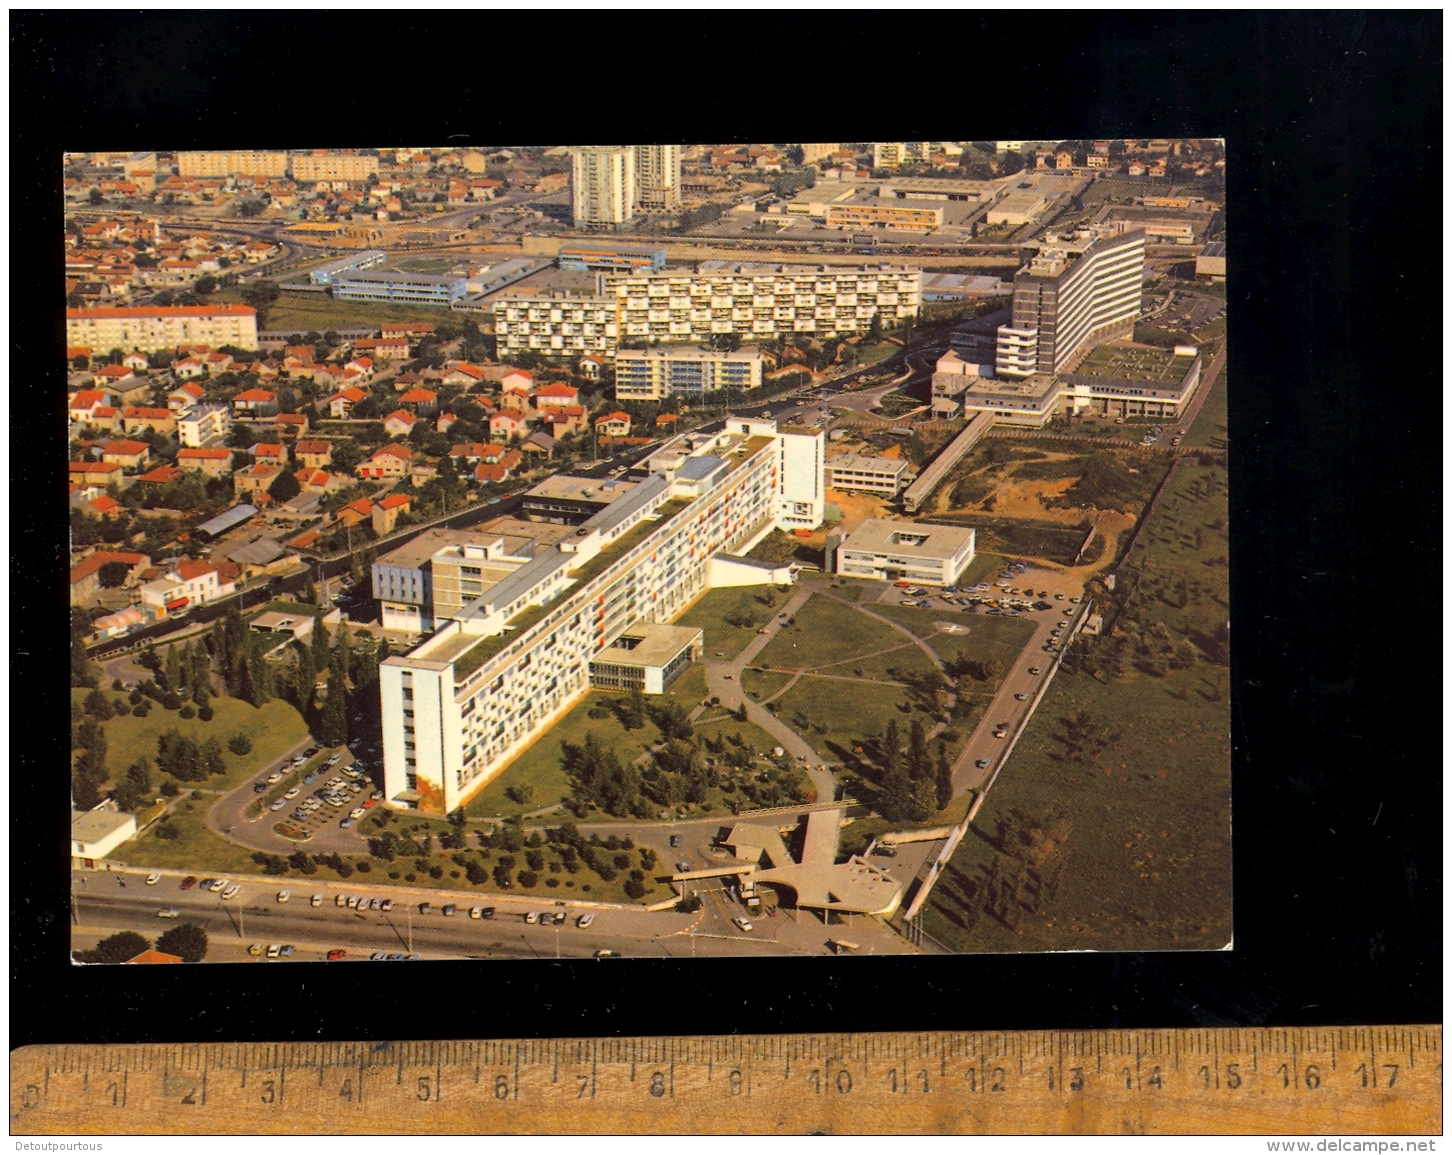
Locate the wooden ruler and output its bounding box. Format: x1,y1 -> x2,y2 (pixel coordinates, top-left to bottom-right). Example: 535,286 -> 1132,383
11,1026 -> 1440,1135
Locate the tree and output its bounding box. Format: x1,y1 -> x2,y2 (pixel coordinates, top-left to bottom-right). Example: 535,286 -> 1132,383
319,682 -> 348,746
113,757 -> 154,811
294,646 -> 317,709
77,930 -> 150,965
195,274 -> 218,296
155,923 -> 208,962
227,732 -> 253,756
268,469 -> 301,504
240,279 -> 281,309
935,744 -> 955,810
878,758 -> 916,824
97,560 -> 131,588
71,613 -> 100,687
907,719 -> 930,782
622,686 -> 647,731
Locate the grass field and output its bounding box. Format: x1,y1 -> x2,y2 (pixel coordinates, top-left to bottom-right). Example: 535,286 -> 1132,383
740,668 -> 795,703
921,462 -> 1231,953
74,690 -> 310,794
673,586 -> 789,660
1184,370 -> 1227,449
119,799 -> 270,874
867,604 -> 1037,667
210,287 -> 455,335
958,553 -> 1010,588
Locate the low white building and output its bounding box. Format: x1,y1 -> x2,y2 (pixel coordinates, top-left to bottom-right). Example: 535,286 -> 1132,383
824,453 -> 911,496
835,518 -> 976,587
177,403 -> 232,448
71,807 -> 137,864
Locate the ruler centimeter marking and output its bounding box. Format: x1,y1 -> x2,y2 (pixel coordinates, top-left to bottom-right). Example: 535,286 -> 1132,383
10,1027 -> 1442,1136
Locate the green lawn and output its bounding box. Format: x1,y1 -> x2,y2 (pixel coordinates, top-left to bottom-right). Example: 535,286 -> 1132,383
770,675 -> 934,764
74,690 -> 310,794
1184,370 -> 1227,449
754,593 -> 929,675
120,799 -> 270,874
211,287 -> 456,335
868,604 -> 1037,668
741,668 -> 795,704
958,553 -> 1010,588
673,586 -> 786,660
921,463 -> 1231,953
921,662 -> 1232,953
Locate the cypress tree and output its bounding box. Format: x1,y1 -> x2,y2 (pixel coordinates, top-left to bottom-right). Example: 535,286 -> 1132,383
934,743 -> 954,810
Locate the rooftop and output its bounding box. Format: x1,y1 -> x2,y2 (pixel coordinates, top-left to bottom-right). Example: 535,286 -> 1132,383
592,623 -> 704,669
1075,343 -> 1198,383
524,475 -> 638,504
841,518 -> 976,560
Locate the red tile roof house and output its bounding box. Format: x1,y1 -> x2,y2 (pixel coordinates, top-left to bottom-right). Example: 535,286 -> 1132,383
333,497 -> 374,528
360,336 -> 410,360
68,390 -> 114,423
345,355 -> 376,378
252,442 -> 288,467
69,460 -> 125,487
167,382 -> 207,411
135,464 -> 185,486
233,462 -> 285,497
383,409 -> 417,437
232,389 -> 278,418
176,447 -> 233,477
70,550 -> 151,607
532,382 -> 580,410
294,439 -> 333,470
121,406 -> 177,436
371,493 -> 413,536
381,322 -> 433,340
357,443 -> 412,479
489,410 -> 529,440
435,411 -> 458,434
100,438 -> 152,471
173,357 -> 208,380
548,404 -> 589,437
473,462 -> 513,484
273,412 -> 310,438
441,362 -> 487,387
500,369 -> 534,397
324,387 -> 368,418
122,351 -> 150,371
594,411 -> 633,437
397,388 -> 439,416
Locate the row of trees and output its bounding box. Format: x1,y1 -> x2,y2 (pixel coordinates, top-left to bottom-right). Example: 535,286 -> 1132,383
875,718 -> 954,824
74,925 -> 207,964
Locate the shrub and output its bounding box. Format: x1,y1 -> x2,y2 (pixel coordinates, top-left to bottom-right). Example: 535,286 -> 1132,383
623,877 -> 647,900
355,861 -> 370,873
581,884 -> 591,892
388,871 -> 401,880
133,701 -> 151,718
517,870 -> 539,888
179,705 -> 196,720
129,688 -> 144,705
428,865 -> 443,879
336,863 -> 354,878
450,869 -> 461,879
160,780 -> 179,797
545,877 -> 560,888
113,701 -> 131,717
198,706 -> 214,722
190,790 -> 202,801
228,733 -> 253,756
112,678 -> 125,692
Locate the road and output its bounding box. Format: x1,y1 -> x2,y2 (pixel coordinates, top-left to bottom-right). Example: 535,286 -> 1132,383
73,867 -> 915,960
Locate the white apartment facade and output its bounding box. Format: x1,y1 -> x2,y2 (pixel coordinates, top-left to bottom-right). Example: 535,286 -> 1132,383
824,453 -> 911,496
571,146 -> 635,228
177,403 -> 232,448
66,306 -> 259,353
613,345 -> 764,401
633,144 -> 681,212
836,519 -> 976,587
492,295 -> 619,359
177,150 -> 289,178
290,152 -> 380,183
379,418 -> 823,815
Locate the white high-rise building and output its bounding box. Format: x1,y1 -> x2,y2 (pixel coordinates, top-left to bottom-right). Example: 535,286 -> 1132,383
378,418 -> 823,815
571,146 -> 635,229
633,143 -> 681,212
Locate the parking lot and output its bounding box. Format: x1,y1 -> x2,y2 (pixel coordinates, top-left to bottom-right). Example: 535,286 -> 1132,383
869,559 -> 1086,625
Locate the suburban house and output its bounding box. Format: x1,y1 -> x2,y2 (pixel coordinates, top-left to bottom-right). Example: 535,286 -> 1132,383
489,410 -> 529,440
69,389 -> 114,424
441,362 -> 487,388
167,382 -> 207,411
232,388 -> 279,418
435,411 -> 458,434
294,439 -> 333,470
371,493 -> 412,536
521,430 -> 555,459
324,387 -> 367,418
70,550 -> 151,607
381,322 -> 433,340
177,403 -> 231,447
252,442 -> 288,467
100,438 -> 151,471
383,409 -> 417,437
273,412 -> 310,438
594,411 -> 633,437
577,354 -> 604,380
232,462 -> 285,497
548,405 -> 588,437
397,388 -> 439,416
333,497 -> 374,528
69,460 -> 124,487
134,464 -> 184,487
140,559 -> 235,619
357,443 -> 412,479
500,369 -> 533,397
532,382 -> 580,410
176,447 -> 233,477
120,406 -> 177,436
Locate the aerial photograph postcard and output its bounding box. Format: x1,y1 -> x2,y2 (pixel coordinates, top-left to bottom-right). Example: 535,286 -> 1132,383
67,139 -> 1230,964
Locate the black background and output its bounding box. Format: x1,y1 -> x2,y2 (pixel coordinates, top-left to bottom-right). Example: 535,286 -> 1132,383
13,12 -> 1440,1046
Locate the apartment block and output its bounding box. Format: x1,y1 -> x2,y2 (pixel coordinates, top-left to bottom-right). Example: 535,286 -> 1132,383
177,150 -> 289,178
996,228 -> 1144,378
66,305 -> 259,353
329,270 -> 468,306
614,345 -> 764,401
571,146 -> 635,229
177,403 -> 232,448
379,418 -> 823,814
633,144 -> 681,212
492,294 -> 619,359
609,262 -> 921,347
290,151 -> 380,184
824,453 -> 911,496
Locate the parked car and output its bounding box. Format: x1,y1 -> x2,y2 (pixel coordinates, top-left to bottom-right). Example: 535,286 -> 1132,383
418,902 -> 432,914
266,944 -> 282,959
732,916 -> 754,933
156,908 -> 180,919
179,876 -> 198,891
576,913 -> 595,928
310,894 -> 324,907
594,949 -> 619,958
380,899 -> 394,912
208,879 -> 227,893
442,904 -> 456,917
279,945 -> 295,957
248,943 -> 265,956
524,911 -> 538,924
326,949 -> 347,962
266,772 -> 283,785
221,885 -> 241,900
145,871 -> 161,886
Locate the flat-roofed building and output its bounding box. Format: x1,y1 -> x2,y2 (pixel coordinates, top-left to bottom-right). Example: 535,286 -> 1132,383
557,243 -> 667,273
614,345 -> 763,401
589,622 -> 703,692
491,293 -> 619,360
177,403 -> 232,448
66,305 -> 258,352
290,151 -> 380,183
521,475 -> 639,525
378,418 -> 824,814
997,228 -> 1144,378
823,201 -> 943,231
633,144 -> 681,212
572,145 -> 635,229
330,270 -> 468,306
1196,241 -> 1226,281
825,453 -> 911,496
308,250 -> 387,285
836,518 -> 976,586
177,150 -> 288,178
71,807 -> 137,864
